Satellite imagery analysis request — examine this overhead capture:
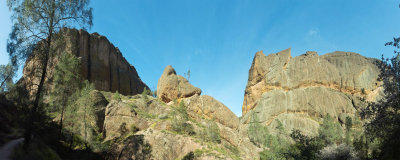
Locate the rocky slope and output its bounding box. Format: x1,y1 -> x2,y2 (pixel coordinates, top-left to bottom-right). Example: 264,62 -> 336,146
22,28 -> 148,96
241,48 -> 382,135
101,65 -> 260,159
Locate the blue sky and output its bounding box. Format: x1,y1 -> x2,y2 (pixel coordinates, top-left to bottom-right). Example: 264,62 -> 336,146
1,0 -> 400,116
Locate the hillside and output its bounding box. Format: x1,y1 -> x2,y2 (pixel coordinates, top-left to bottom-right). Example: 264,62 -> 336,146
0,30 -> 385,160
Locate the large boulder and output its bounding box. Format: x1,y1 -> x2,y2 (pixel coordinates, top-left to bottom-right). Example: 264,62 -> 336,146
183,94 -> 239,129
157,65 -> 201,102
242,49 -> 382,135
22,28 -> 149,96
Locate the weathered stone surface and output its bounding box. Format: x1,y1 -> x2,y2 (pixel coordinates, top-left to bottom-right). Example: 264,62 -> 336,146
142,128 -> 203,160
243,49 -> 380,114
103,100 -> 151,141
157,65 -> 201,102
242,49 -> 381,135
22,28 -> 149,96
183,94 -> 239,129
89,90 -> 109,132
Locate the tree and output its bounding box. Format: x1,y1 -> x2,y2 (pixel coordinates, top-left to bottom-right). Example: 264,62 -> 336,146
48,53 -> 82,140
286,130 -> 325,160
63,81 -> 96,149
0,63 -> 16,92
248,112 -> 269,146
7,0 -> 93,147
184,69 -> 190,81
361,36 -> 400,159
345,116 -> 353,145
318,114 -> 343,145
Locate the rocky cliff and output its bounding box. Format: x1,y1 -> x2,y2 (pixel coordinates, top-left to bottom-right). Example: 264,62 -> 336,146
22,28 -> 148,96
241,48 -> 382,135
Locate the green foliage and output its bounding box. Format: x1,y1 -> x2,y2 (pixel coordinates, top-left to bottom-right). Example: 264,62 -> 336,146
201,120 -> 221,143
142,87 -> 150,105
249,114 -> 291,159
224,143 -> 240,156
360,37 -> 400,159
48,53 -> 81,112
345,116 -> 353,145
353,134 -> 369,159
318,114 -> 343,145
172,121 -> 195,136
130,124 -> 139,134
286,130 -> 325,160
12,141 -> 61,160
0,63 -> 16,93
171,101 -> 195,135
182,151 -> 195,160
184,69 -> 191,81
7,0 -> 93,147
361,88 -> 366,95
318,144 -> 358,160
62,81 -> 103,150
248,112 -> 269,146
113,91 -> 121,101
142,87 -> 151,96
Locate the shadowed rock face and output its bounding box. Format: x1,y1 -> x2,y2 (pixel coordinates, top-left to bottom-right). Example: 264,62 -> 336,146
22,28 -> 149,96
157,65 -> 201,102
242,48 -> 382,135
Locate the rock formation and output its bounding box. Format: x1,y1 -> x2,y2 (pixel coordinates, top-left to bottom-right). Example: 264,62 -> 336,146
22,28 -> 148,96
157,65 -> 201,102
102,93 -> 260,160
183,94 -> 239,129
241,48 -> 382,135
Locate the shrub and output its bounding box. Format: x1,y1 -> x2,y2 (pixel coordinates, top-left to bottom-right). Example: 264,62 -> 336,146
113,91 -> 121,101
182,151 -> 195,160
286,130 -> 325,160
361,88 -> 366,95
318,144 -> 359,160
172,121 -> 195,136
171,102 -> 195,135
248,112 -> 269,146
205,121 -> 221,143
319,114 -> 343,145
130,124 -> 139,134
142,87 -> 151,106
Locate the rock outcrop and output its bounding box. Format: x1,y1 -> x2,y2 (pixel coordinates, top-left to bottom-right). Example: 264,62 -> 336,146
183,94 -> 239,129
22,28 -> 148,96
157,65 -> 201,102
241,48 -> 382,135
101,93 -> 260,160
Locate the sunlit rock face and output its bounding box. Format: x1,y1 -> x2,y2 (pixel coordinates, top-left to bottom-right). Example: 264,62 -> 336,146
241,48 -> 382,135
22,28 -> 149,96
157,65 -> 201,103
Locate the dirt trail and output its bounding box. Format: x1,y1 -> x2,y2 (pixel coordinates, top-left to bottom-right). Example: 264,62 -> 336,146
0,138 -> 24,160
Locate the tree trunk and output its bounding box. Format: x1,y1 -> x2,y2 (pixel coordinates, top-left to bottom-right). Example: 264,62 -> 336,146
58,102 -> 66,141
24,27 -> 54,149
24,50 -> 49,149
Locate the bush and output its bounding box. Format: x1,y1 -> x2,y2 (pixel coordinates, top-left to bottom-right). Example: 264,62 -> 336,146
318,144 -> 359,160
182,151 -> 195,160
286,130 -> 325,160
319,114 -> 343,145
171,102 -> 195,135
113,91 -> 121,101
248,112 -> 269,146
204,120 -> 221,143
130,124 -> 139,134
172,121 -> 195,136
